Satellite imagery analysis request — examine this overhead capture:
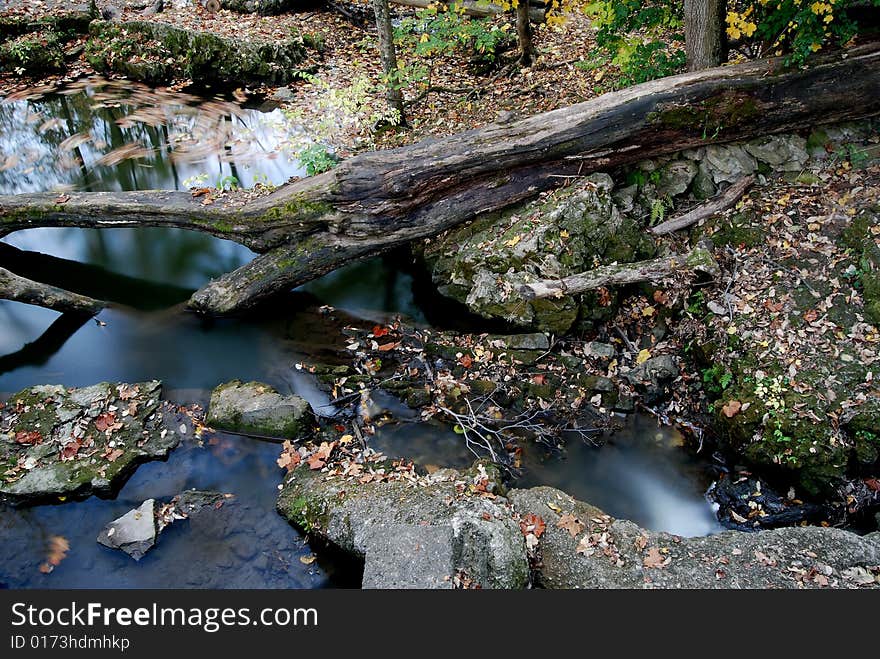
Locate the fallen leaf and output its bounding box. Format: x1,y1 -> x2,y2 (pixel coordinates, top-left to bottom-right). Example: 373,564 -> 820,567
459,354 -> 473,369
520,513 -> 546,538
636,349 -> 651,365
643,546 -> 670,569
14,430 -> 42,445
299,554 -> 317,565
377,341 -> 400,352
104,448 -> 124,462
95,412 -> 117,432
531,374 -> 547,385
372,325 -> 390,338
39,535 -> 70,574
722,400 -> 742,418
642,306 -> 655,317
556,514 -> 585,538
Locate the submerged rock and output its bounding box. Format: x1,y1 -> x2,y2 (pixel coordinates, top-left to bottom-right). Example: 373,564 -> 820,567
207,380 -> 316,439
97,498 -> 157,561
277,462 -> 529,589
0,381 -> 178,504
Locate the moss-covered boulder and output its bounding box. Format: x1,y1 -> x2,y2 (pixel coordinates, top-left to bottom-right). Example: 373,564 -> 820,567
0,381 -> 178,504
0,31 -> 65,74
424,174 -> 654,333
206,380 -> 316,439
85,20 -> 307,86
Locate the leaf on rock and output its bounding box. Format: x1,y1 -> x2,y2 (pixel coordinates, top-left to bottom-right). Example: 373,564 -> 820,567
643,546 -> 670,569
556,514 -> 585,538
14,430 -> 42,445
520,513 -> 546,538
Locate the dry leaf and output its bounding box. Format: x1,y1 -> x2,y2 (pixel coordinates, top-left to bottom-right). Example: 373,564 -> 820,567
556,514 -> 585,538
643,547 -> 669,569
722,400 -> 742,418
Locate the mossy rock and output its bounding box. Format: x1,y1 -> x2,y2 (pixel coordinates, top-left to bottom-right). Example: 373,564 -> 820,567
85,20 -> 307,86
424,174 -> 654,333
0,31 -> 64,74
206,380 -> 316,439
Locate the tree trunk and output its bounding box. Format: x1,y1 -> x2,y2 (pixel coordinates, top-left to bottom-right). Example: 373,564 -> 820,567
372,0 -> 406,125
516,0 -> 536,65
685,0 -> 728,71
0,267 -> 105,315
390,0 -> 546,22
2,44 -> 879,316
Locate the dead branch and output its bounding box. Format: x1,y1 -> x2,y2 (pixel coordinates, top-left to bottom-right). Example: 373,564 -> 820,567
0,267 -> 105,315
650,174 -> 756,235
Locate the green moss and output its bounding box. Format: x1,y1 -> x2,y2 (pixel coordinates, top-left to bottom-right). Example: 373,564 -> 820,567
649,93 -> 760,137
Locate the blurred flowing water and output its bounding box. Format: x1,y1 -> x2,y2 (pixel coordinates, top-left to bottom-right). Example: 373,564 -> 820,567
0,80 -> 718,590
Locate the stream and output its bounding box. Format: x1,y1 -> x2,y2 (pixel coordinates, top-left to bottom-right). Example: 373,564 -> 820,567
0,81 -> 720,589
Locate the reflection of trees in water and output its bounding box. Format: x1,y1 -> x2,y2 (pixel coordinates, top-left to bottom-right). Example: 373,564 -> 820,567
0,81 -> 304,195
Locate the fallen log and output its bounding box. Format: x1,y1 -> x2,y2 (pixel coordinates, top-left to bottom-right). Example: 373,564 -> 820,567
390,0 -> 546,22
0,266 -> 105,315
1,44 -> 879,316
517,246 -> 721,301
650,174 -> 756,235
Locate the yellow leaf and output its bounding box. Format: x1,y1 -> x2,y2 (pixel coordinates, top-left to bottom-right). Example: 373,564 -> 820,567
636,349 -> 651,365
339,434 -> 354,444
504,235 -> 521,248
642,306 -> 655,317
560,230 -> 570,239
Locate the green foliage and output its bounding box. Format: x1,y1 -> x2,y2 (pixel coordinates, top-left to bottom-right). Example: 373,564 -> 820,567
215,174 -> 240,191
726,0 -> 880,65
297,143 -> 338,177
833,143 -> 871,169
702,364 -> 734,396
580,1 -> 685,89
395,4 -> 511,68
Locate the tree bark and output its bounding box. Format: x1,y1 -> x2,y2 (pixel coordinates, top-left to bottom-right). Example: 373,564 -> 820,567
518,246 -> 720,300
0,267 -> 105,315
685,0 -> 728,71
372,0 -> 406,125
516,0 -> 536,65
391,0 -> 546,22
1,44 -> 879,316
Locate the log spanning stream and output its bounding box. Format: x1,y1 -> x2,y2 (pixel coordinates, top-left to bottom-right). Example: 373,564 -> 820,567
0,84 -> 719,589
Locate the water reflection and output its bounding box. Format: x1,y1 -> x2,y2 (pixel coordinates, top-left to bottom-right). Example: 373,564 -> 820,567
0,77 -> 306,193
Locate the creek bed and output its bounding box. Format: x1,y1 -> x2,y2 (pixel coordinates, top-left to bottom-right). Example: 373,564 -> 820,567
1,82 -> 721,589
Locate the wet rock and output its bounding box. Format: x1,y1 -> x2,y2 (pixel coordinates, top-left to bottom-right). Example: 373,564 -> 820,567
97,499 -> 157,561
704,144 -> 758,184
0,381 -> 178,504
277,462 -> 529,589
710,476 -> 828,531
207,380 -> 315,439
85,19 -> 308,86
745,135 -> 809,171
509,486 -> 880,589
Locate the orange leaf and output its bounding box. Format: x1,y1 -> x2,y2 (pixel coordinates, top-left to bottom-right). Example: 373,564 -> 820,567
459,354 -> 473,369
14,430 -> 42,445
372,325 -> 390,338
643,546 -> 669,569
520,513 -> 546,538
95,412 -> 116,432
531,374 -> 546,385
722,400 -> 742,418
556,514 -> 584,538
377,341 -> 400,352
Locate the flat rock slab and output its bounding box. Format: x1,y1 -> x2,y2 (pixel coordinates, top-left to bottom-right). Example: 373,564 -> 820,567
97,498 -> 157,561
508,486 -> 880,589
277,462 -> 529,589
362,524 -> 456,589
207,380 -> 315,439
0,381 -> 178,504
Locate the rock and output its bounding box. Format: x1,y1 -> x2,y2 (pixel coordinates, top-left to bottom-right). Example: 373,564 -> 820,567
704,144 -> 758,184
583,341 -> 616,359
655,159 -> 698,198
97,499 -> 157,561
207,380 -> 315,439
745,135 -> 809,171
269,85 -> 296,102
85,20 -> 308,86
624,355 -> 679,403
0,381 -> 178,503
691,162 -> 718,199
277,462 -> 529,589
490,333 -> 550,351
425,174 -> 654,333
710,476 -> 828,530
508,486 -> 880,589
707,300 -> 728,316
361,525 -> 456,589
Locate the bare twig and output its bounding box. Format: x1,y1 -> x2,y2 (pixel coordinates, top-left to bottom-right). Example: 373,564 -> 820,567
650,175 -> 756,235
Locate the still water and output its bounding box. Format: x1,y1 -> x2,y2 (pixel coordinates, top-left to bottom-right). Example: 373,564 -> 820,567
0,83 -> 719,589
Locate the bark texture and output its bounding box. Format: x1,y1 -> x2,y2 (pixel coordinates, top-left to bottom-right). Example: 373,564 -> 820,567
685,0 -> 728,71
0,267 -> 105,315
372,0 -> 406,124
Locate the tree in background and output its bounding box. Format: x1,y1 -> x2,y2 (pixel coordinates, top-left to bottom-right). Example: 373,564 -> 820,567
515,0 -> 537,64
684,0 -> 727,69
372,0 -> 407,126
